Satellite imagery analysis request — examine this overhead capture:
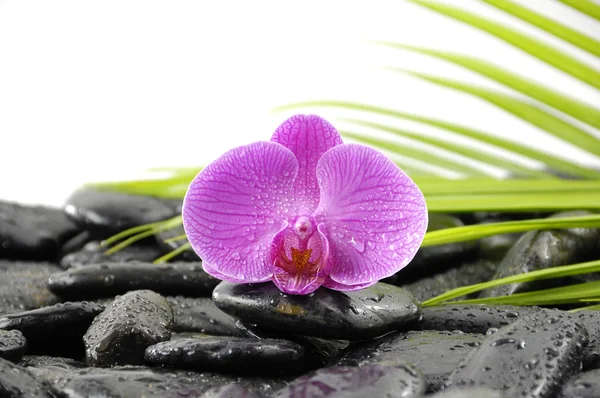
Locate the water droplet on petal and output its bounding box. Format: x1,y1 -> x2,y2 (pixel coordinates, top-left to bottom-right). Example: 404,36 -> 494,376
349,237 -> 365,253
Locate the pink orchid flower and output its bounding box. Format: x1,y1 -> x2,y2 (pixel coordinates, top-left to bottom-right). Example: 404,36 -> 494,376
182,115 -> 428,295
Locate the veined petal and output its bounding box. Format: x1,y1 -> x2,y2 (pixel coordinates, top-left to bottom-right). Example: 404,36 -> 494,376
183,141 -> 298,283
271,114 -> 343,213
202,261 -> 271,284
314,144 -> 428,286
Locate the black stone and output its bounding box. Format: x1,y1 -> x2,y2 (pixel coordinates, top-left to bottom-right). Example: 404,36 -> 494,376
418,305 -> 544,334
155,224 -> 201,262
335,330 -> 483,393
572,310 -> 600,370
481,211 -> 600,298
19,355 -> 85,370
387,215 -> 479,284
446,310 -> 588,397
83,290 -> 173,367
48,261 -> 219,300
0,330 -> 27,362
273,362 -> 425,398
0,261 -> 60,316
63,190 -> 177,237
429,387 -> 510,398
59,240 -> 164,269
290,335 -> 349,370
0,356 -> 58,397
402,260 -> 497,302
145,335 -> 306,375
166,296 -> 244,336
0,301 -> 104,358
0,200 -> 79,261
213,282 -> 421,341
28,364 -> 289,398
561,368 -> 600,398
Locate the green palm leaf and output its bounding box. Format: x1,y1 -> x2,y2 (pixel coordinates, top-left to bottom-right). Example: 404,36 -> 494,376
381,44 -> 600,129
481,0 -> 600,56
345,119 -> 553,178
277,101 -> 600,179
409,0 -> 600,89
394,69 -> 600,158
342,131 -> 492,177
558,0 -> 600,21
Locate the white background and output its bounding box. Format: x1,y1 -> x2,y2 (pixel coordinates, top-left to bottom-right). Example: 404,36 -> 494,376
1,0 -> 599,206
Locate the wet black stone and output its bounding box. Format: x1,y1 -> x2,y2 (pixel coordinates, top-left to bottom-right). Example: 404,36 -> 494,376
63,190 -> 177,237
166,296 -> 244,336
388,214 -> 479,283
446,310 -> 588,397
0,200 -> 79,262
273,362 -> 425,398
402,260 -> 498,302
0,301 -> 104,358
572,310 -> 600,370
481,211 -> 600,298
418,305 -> 544,334
48,261 -> 219,300
0,261 -> 60,316
335,330 -> 483,392
429,387 -> 510,398
83,290 -> 174,367
28,363 -> 289,398
145,335 -> 306,375
59,240 -> 164,269
202,383 -> 262,398
19,355 -> 86,370
155,224 -> 201,262
290,335 -> 349,370
0,330 -> 27,362
562,368 -> 600,398
0,356 -> 58,397
213,282 -> 421,341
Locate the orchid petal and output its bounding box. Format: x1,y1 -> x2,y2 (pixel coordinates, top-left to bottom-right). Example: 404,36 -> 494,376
271,114 -> 343,213
183,141 -> 298,283
314,144 -> 428,286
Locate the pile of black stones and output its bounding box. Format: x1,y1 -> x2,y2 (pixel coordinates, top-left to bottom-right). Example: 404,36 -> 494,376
1,189 -> 600,397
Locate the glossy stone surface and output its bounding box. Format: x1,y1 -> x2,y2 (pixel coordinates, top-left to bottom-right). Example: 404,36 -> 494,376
64,190 -> 177,237
0,330 -> 27,362
83,290 -> 173,367
481,211 -> 600,298
0,261 -> 60,315
336,330 -> 483,392
59,240 -> 164,269
0,301 -> 104,358
145,335 -> 306,375
418,305 -> 544,334
403,260 -> 497,302
166,296 -> 244,336
0,356 -> 58,397
48,261 -> 219,300
446,311 -> 588,397
561,368 -> 600,398
0,200 -> 79,261
273,362 -> 426,398
213,282 -> 421,341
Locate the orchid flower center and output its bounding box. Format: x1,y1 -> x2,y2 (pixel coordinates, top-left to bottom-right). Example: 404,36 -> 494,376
270,215 -> 329,295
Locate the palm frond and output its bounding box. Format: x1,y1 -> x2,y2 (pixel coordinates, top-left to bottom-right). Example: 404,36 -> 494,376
276,101 -> 600,179
379,43 -> 600,129
393,69 -> 600,158
481,0 -> 600,56
344,119 -> 554,178
408,0 -> 600,89
558,0 -> 600,21
423,258 -> 600,306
